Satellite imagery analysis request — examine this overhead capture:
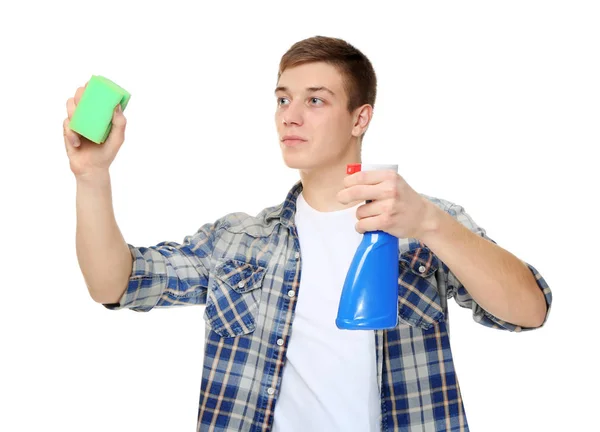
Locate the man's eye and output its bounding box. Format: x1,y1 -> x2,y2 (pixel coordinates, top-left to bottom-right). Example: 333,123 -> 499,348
277,97 -> 289,106
310,97 -> 324,105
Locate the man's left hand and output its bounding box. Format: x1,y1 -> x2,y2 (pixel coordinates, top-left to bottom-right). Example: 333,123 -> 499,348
336,169 -> 442,239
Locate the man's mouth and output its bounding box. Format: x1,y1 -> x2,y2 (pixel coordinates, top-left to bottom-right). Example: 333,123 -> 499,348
281,135 -> 308,146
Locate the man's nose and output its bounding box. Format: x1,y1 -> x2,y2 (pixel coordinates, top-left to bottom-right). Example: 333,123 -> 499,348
282,102 -> 303,126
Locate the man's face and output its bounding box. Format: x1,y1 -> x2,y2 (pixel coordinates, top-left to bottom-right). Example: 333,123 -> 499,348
274,62 -> 362,171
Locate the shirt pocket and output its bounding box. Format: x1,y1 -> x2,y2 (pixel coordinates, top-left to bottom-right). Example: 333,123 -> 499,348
204,258 -> 266,338
397,244 -> 445,330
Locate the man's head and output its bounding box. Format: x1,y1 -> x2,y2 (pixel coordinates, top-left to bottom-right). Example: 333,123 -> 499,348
275,36 -> 377,171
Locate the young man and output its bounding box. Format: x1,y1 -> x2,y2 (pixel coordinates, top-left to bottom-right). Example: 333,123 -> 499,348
63,36 -> 552,432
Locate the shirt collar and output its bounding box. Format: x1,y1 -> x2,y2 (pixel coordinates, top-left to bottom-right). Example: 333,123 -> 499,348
264,180 -> 303,228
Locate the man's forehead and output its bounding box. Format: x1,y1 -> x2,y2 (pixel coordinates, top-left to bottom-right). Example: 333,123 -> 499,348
276,63 -> 344,96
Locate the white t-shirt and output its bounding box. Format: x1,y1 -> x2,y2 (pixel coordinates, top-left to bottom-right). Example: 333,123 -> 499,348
272,192 -> 381,432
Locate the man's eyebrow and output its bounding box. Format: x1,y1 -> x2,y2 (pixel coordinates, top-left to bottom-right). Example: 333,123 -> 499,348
274,86 -> 336,97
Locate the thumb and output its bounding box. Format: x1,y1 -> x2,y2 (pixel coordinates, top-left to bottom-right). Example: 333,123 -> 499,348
106,104 -> 127,149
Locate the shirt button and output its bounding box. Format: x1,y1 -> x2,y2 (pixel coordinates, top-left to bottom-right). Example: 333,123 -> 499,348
418,265 -> 426,273
238,281 -> 245,288
287,290 -> 296,298
277,338 -> 284,346
267,387 -> 275,395
294,251 -> 300,260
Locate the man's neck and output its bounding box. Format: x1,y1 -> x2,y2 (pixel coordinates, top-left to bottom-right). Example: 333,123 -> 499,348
299,157 -> 363,212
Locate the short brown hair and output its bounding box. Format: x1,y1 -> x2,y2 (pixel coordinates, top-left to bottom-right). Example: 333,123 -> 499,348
277,35 -> 377,114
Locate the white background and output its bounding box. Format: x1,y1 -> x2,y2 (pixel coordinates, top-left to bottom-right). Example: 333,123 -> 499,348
1,1 -> 598,431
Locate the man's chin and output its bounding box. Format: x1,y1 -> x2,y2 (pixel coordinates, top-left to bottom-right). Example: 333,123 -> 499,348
281,152 -> 342,172
281,158 -> 324,172
280,153 -> 310,170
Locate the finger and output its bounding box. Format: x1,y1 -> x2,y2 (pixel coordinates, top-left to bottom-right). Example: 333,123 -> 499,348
66,97 -> 76,119
105,104 -> 126,149
74,83 -> 87,105
355,214 -> 388,234
337,183 -> 394,204
343,169 -> 398,188
63,117 -> 80,150
355,200 -> 391,220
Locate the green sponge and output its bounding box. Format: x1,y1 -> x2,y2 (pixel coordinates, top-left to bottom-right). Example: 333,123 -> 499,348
69,75 -> 131,144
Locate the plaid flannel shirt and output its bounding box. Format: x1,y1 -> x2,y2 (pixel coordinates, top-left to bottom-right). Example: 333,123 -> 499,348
104,181 -> 552,431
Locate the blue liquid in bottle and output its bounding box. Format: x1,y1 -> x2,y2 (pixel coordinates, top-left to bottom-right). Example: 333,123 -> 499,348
336,163 -> 400,330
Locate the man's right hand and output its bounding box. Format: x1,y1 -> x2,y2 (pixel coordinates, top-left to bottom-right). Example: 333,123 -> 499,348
63,82 -> 128,179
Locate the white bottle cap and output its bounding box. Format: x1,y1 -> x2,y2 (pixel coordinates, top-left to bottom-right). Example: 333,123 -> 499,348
360,163 -> 398,172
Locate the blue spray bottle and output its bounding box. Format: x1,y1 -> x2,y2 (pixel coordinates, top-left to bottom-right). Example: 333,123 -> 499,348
336,163 -> 400,330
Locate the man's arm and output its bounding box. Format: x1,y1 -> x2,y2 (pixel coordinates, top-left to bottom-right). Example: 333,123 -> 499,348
76,170 -> 132,304
337,169 -> 551,330
76,169 -> 217,312
419,202 -> 548,329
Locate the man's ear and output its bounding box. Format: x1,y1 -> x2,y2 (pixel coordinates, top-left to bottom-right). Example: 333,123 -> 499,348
352,104 -> 373,138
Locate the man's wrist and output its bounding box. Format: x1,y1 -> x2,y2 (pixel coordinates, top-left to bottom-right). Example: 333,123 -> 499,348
416,201 -> 446,243
75,169 -> 111,187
